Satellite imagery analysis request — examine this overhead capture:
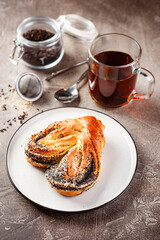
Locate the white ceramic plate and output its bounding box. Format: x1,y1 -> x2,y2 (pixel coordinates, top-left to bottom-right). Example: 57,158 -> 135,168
6,107 -> 137,212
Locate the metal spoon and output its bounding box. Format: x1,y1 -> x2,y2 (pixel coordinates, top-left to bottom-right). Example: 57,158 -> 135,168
54,70 -> 88,103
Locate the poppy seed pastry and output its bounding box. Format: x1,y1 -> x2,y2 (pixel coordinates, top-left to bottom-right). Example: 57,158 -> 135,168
25,116 -> 105,196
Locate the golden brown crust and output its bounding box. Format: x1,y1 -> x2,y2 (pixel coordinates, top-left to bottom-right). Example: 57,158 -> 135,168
25,116 -> 105,196
55,188 -> 83,197
26,157 -> 51,168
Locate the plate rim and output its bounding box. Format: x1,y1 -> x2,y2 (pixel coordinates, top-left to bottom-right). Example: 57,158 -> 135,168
6,106 -> 138,212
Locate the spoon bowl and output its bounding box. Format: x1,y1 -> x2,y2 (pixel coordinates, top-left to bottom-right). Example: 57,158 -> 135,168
54,85 -> 78,103
54,70 -> 88,103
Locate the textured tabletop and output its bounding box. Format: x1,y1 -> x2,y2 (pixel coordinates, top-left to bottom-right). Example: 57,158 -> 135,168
0,0 -> 160,239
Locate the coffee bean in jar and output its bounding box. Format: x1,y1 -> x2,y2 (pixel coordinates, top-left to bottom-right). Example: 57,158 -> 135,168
22,28 -> 62,68
23,29 -> 54,41
14,16 -> 64,69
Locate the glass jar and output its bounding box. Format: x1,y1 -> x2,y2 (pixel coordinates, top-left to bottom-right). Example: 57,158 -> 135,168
10,16 -> 64,69
9,15 -> 98,70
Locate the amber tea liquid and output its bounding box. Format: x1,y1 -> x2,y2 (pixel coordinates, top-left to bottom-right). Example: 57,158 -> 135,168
89,51 -> 137,107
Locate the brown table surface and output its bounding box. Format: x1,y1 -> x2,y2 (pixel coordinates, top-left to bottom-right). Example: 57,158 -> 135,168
0,0 -> 160,239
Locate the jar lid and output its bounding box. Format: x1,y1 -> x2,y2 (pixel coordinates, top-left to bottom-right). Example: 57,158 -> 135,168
57,14 -> 98,41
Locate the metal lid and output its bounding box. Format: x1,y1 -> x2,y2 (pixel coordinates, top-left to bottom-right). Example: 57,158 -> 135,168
57,14 -> 98,41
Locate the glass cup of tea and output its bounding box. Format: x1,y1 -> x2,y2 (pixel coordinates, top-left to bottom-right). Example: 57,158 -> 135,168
88,33 -> 155,108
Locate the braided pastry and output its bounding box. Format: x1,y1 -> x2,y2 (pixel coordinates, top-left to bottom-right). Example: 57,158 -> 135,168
25,116 -> 105,196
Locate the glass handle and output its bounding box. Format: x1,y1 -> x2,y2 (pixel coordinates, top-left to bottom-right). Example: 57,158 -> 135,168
132,67 -> 155,100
